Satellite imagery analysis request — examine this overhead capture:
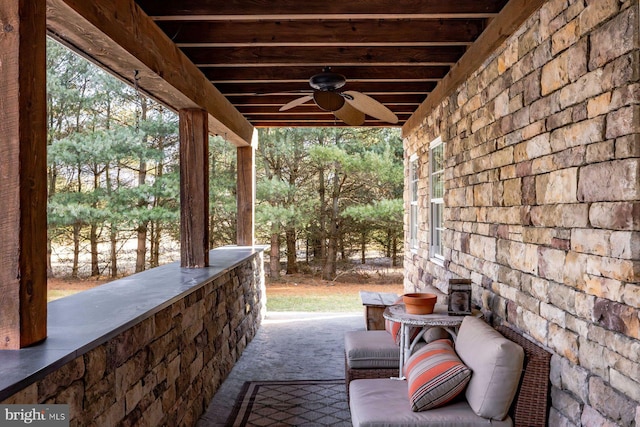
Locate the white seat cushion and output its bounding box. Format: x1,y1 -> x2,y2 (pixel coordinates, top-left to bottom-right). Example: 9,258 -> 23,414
349,378 -> 512,427
344,330 -> 400,369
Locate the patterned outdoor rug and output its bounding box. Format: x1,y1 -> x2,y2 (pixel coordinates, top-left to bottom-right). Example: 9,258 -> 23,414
225,379 -> 351,426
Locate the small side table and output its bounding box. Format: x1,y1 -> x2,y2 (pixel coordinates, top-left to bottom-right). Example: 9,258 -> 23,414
383,304 -> 481,378
359,291 -> 399,330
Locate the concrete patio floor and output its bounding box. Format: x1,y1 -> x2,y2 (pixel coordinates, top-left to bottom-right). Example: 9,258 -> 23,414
196,311 -> 365,426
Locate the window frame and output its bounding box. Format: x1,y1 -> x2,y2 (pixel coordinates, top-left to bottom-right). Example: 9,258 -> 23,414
409,154 -> 419,252
429,137 -> 445,262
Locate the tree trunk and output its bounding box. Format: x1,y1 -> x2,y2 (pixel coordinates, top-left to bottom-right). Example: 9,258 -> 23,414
72,223 -> 80,279
134,98 -> 149,272
361,230 -> 366,264
392,235 -> 398,267
318,168 -> 327,262
386,229 -> 392,258
90,223 -> 99,276
110,227 -> 118,278
285,226 -> 298,274
90,166 -> 100,277
322,173 -> 341,280
270,232 -> 280,279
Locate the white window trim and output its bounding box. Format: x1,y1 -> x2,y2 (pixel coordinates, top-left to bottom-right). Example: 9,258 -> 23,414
409,154 -> 419,252
429,137 -> 444,264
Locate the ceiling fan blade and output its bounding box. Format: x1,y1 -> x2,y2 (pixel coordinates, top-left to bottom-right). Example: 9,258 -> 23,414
342,91 -> 399,124
333,102 -> 365,126
279,95 -> 313,111
313,90 -> 345,111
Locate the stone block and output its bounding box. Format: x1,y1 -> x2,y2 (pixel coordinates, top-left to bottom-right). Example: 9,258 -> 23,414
559,68 -> 604,109
84,373 -> 116,421
575,292 -> 596,320
473,182 -> 493,206
549,282 -> 577,314
586,243 -> 639,282
581,405 -> 618,427
503,178 -> 522,206
84,345 -> 107,389
606,105 -> 639,139
587,92 -> 612,118
589,7 -> 636,70
589,375 -> 637,425
536,168 -> 578,204
585,140 -> 614,163
549,117 -> 605,152
571,228 -> 611,256
593,298 -> 639,338
578,159 -> 640,202
541,40 -> 588,96
541,301 -> 566,326
514,133 -> 551,162
549,323 -> 579,364
557,352 -> 590,402
552,19 -> 579,55
583,275 -> 623,301
520,308 -> 548,344
616,134 -> 640,159
538,246 -> 566,282
610,369 -> 640,402
38,357 -> 85,402
551,388 -> 582,425
622,285 -> 640,309
610,231 -> 640,260
578,0 -> 620,36
578,337 -> 607,378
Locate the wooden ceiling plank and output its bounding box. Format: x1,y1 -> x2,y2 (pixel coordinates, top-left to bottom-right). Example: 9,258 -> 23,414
214,82 -> 438,95
403,0 -> 546,136
46,0 -> 254,146
202,66 -> 451,82
136,0 -> 507,18
227,94 -> 427,106
158,19 -> 484,45
183,46 -> 466,66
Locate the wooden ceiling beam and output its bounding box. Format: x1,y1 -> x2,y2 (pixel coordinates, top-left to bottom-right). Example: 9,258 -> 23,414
159,19 -> 484,46
226,94 -> 427,106
184,46 -> 465,67
252,122 -> 397,128
236,105 -> 417,114
202,66 -> 451,83
46,0 -> 255,146
137,0 -> 507,19
215,82 -> 438,95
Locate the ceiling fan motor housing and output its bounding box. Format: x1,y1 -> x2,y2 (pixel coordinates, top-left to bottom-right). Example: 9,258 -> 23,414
309,71 -> 346,91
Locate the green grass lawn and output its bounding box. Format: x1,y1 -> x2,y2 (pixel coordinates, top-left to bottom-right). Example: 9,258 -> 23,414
266,293 -> 363,312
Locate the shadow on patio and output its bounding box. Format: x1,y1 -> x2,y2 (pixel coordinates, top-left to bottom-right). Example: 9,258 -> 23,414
197,311 -> 365,426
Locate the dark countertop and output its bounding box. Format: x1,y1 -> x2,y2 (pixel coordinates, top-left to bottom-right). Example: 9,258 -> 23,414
0,245 -> 267,402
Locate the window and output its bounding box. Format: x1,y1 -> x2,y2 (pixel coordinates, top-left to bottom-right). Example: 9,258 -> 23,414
430,137 -> 444,260
409,155 -> 419,251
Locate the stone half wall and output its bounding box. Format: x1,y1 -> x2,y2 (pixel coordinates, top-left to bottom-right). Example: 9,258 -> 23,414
1,251 -> 265,426
403,1 -> 639,425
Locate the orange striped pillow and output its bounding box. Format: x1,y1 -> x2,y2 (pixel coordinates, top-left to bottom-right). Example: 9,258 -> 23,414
405,339 -> 471,411
384,319 -> 421,345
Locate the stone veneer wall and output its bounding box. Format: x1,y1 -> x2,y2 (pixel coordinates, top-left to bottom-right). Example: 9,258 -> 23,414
1,252 -> 264,426
403,1 -> 639,425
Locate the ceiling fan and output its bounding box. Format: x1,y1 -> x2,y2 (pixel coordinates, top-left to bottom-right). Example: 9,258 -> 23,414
279,67 -> 399,126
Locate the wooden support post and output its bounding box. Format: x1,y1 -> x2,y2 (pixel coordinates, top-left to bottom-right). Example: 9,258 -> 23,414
237,146 -> 255,246
179,109 -> 209,268
0,0 -> 48,349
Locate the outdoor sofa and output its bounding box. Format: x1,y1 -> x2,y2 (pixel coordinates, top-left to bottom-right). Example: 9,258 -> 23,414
346,316 -> 551,427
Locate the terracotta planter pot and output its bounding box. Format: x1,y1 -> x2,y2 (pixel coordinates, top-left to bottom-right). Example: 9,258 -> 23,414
403,293 -> 438,315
